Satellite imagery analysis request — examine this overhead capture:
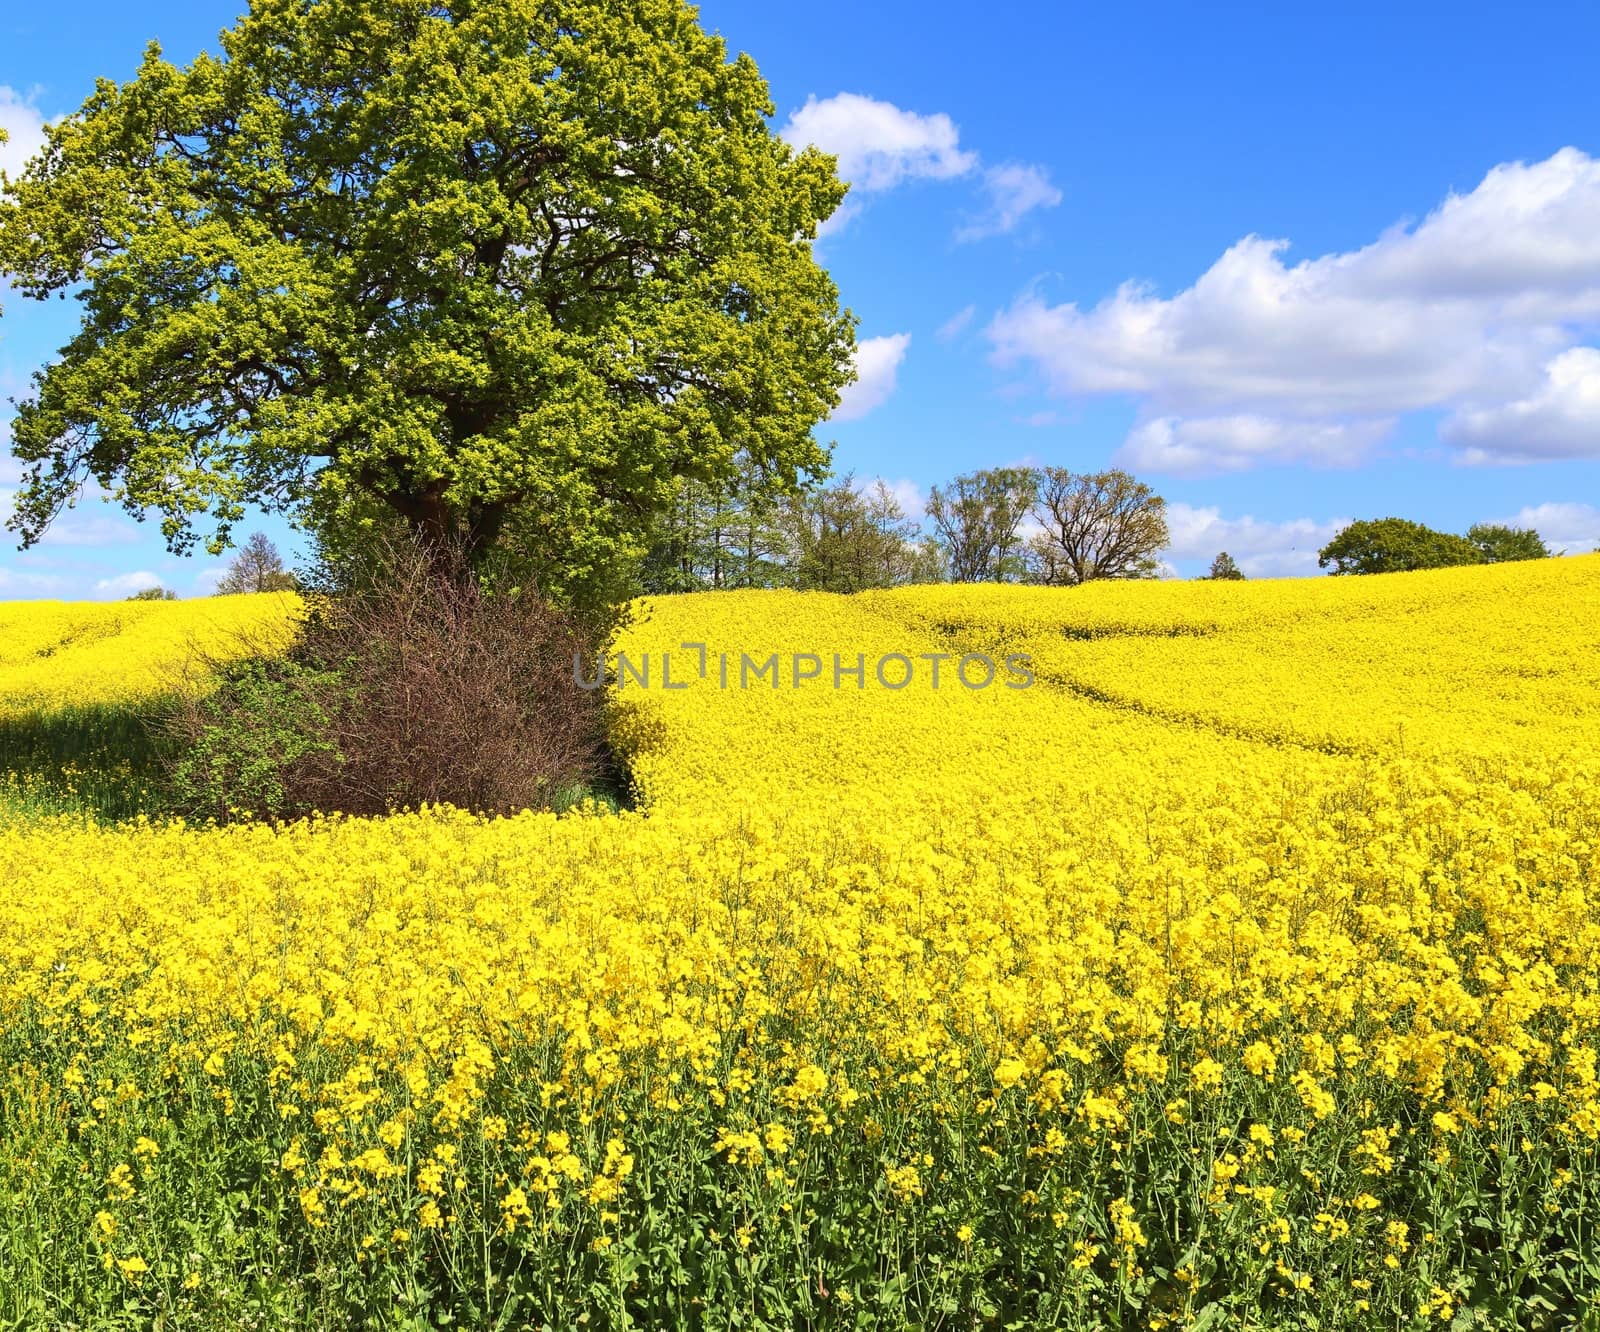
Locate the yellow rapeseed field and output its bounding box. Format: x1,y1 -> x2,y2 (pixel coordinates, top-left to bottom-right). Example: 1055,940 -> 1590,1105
0,592 -> 300,819
0,559 -> 1597,1328
0,592 -> 298,718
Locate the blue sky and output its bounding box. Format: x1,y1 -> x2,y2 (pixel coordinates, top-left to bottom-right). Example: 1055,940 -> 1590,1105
4,0 -> 1600,595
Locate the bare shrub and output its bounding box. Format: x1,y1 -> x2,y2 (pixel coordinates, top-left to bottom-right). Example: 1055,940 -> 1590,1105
165,534 -> 607,820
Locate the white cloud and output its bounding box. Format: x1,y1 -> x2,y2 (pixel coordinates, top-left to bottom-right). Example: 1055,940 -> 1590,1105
958,163 -> 1062,241
887,478 -> 926,523
1442,347 -> 1600,463
987,148 -> 1600,471
45,511 -> 143,547
833,333 -> 910,422
194,564 -> 229,593
0,565 -> 65,595
92,570 -> 164,599
1494,501 -> 1600,553
1164,502 -> 1348,578
937,305 -> 976,342
782,94 -> 976,192
781,94 -> 1057,244
1119,414 -> 1392,475
0,87 -> 46,181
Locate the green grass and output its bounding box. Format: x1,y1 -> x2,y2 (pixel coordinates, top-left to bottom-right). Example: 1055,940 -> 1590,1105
0,702 -> 173,824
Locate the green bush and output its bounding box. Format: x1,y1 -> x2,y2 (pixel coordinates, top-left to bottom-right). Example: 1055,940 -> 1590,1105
163,533 -> 609,822
166,658 -> 346,822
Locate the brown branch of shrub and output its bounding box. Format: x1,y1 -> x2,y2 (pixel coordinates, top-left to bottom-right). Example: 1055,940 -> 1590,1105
160,531 -> 608,821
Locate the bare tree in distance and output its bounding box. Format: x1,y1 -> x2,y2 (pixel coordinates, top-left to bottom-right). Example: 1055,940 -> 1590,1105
214,532 -> 298,594
926,468 -> 1039,582
1029,468 -> 1169,585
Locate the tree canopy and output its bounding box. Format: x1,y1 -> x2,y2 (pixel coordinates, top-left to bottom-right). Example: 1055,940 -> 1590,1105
1467,523 -> 1552,563
780,476 -> 942,593
926,468 -> 1038,583
1318,518 -> 1485,575
0,0 -> 855,598
637,469 -> 941,593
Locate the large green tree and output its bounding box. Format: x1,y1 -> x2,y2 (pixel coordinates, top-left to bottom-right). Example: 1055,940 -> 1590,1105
0,0 -> 854,595
1466,522 -> 1552,563
1318,518 -> 1484,575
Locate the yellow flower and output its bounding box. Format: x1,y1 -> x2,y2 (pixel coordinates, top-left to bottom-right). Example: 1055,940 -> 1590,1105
2,558 -> 1599,1322
500,1186 -> 534,1233
105,1164 -> 135,1201
778,1065 -> 829,1107
992,1057 -> 1028,1090
1108,1198 -> 1147,1250
1242,1042 -> 1276,1081
299,1187 -> 327,1228
886,1164 -> 923,1202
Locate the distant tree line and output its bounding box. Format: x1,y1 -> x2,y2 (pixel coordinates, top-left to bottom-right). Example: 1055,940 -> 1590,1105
639,465 -> 1171,593
199,501 -> 1561,603
607,481 -> 1572,591
1318,518 -> 1554,575
636,470 -> 944,594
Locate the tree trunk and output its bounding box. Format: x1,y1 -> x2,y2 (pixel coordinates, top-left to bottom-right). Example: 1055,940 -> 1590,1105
387,488 -> 503,588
